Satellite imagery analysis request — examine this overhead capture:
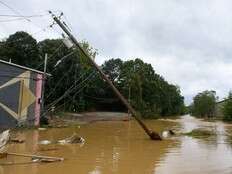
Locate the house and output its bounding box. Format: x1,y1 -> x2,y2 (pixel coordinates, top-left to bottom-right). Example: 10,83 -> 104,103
215,100 -> 225,119
0,59 -> 46,128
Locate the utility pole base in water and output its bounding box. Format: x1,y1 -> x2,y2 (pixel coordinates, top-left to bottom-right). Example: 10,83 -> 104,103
150,131 -> 162,140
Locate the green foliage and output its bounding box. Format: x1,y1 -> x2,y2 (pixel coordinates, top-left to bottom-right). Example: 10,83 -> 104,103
0,31 -> 40,68
0,31 -> 185,118
222,92 -> 232,121
191,90 -> 217,118
98,58 -> 185,117
37,39 -> 97,112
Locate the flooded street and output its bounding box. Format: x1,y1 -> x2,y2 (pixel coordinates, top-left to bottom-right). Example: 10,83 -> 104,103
1,115 -> 232,174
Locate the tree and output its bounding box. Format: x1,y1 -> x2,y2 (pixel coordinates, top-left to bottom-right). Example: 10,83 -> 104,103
191,90 -> 217,118
0,31 -> 185,118
38,38 -> 98,112
97,58 -> 185,117
222,91 -> 232,121
0,31 -> 40,68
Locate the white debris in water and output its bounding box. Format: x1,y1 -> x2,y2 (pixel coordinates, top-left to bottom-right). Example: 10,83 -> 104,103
0,130 -> 10,152
39,140 -> 52,145
162,131 -> 169,138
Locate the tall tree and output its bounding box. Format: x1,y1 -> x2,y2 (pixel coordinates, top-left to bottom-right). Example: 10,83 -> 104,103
191,90 -> 217,118
0,31 -> 40,68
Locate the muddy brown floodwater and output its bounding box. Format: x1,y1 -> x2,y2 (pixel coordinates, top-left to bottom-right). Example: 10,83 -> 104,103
1,114 -> 232,174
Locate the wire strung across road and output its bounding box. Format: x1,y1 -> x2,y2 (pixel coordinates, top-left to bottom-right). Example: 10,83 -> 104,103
42,71 -> 97,116
49,50 -> 76,74
1,25 -> 51,44
83,94 -> 119,102
0,0 -> 30,22
0,14 -> 49,18
33,42 -> 65,71
45,64 -> 75,100
0,18 -> 26,22
0,14 -> 50,22
0,1 -> 62,41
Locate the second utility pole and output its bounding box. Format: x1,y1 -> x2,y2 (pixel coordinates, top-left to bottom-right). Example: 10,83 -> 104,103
50,12 -> 162,140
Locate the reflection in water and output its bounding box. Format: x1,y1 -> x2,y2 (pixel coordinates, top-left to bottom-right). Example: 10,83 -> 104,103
1,115 -> 232,174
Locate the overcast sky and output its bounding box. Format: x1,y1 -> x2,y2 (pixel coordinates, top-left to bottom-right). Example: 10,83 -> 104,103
1,0 -> 232,105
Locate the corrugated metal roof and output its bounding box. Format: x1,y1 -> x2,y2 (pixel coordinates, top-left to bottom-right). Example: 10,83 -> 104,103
0,59 -> 51,76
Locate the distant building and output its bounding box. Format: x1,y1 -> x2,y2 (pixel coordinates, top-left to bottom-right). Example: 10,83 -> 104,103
215,99 -> 232,119
0,59 -> 45,128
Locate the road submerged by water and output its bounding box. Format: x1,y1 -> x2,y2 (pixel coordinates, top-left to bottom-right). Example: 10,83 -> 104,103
1,114 -> 232,174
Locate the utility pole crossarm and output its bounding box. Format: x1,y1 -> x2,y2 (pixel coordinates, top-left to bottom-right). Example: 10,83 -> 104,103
50,12 -> 161,140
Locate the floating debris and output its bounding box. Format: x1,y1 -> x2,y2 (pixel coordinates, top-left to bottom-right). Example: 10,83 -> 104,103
161,130 -> 176,138
38,128 -> 47,131
39,140 -> 52,145
183,128 -> 216,138
0,130 -> 10,152
58,133 -> 85,144
9,138 -> 25,144
39,133 -> 85,145
0,152 -> 64,162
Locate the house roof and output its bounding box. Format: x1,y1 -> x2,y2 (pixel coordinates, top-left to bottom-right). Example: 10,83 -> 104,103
0,59 -> 51,76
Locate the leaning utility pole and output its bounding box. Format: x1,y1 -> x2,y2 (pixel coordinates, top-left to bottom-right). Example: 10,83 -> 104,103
50,12 -> 161,140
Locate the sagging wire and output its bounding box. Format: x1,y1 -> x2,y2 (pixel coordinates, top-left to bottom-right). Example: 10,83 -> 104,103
42,71 -> 97,117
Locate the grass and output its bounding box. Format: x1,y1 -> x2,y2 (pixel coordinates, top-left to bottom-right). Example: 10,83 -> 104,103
183,128 -> 216,138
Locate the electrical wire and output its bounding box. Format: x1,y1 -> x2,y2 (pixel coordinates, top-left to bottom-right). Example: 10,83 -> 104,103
54,79 -> 94,113
47,42 -> 64,60
0,14 -> 49,18
43,75 -> 95,116
47,71 -> 96,108
49,50 -> 76,74
34,42 -> 65,71
44,71 -> 97,114
45,64 -> 74,100
0,14 -> 50,23
53,51 -> 75,67
84,94 -> 119,102
48,68 -> 92,98
0,1 -> 61,40
0,18 -> 25,22
2,25 -> 51,44
0,1 -> 30,21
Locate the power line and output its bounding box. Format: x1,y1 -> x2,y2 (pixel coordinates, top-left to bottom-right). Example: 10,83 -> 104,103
43,71 -> 97,116
33,42 -> 65,71
45,64 -> 75,100
0,1 -> 30,22
47,42 -> 64,60
45,71 -> 97,111
0,14 -> 50,23
84,94 -> 119,102
0,18 -> 25,23
1,25 -> 51,44
0,2 -> 60,39
49,50 -> 77,74
0,14 -> 49,18
53,51 -> 75,68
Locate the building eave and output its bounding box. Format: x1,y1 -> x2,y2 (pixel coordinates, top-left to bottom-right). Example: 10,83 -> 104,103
0,59 -> 51,76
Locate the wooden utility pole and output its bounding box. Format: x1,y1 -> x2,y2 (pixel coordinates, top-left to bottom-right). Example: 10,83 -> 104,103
50,12 -> 161,140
